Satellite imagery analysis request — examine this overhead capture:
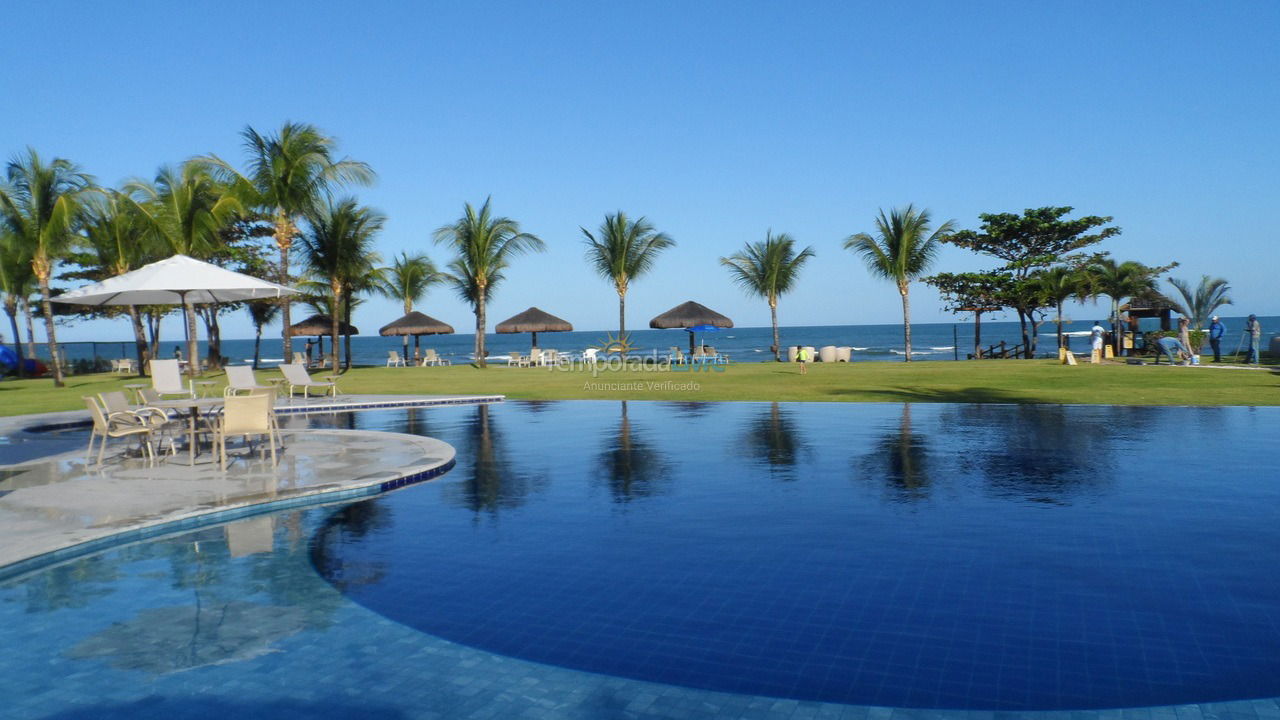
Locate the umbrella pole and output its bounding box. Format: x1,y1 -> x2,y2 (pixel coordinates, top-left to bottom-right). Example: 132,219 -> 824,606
180,291 -> 199,378
689,331 -> 695,357
413,335 -> 420,363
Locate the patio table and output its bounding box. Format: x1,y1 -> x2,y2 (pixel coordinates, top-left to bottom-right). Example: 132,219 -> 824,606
147,397 -> 224,465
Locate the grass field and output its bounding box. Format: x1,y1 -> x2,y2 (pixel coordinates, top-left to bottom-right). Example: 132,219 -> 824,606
2,359 -> 1277,417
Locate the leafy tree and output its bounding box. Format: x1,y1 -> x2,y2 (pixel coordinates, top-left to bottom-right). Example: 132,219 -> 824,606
128,161 -> 242,372
434,199 -> 544,368
945,207 -> 1120,358
845,205 -> 954,361
1166,275 -> 1232,328
213,122 -> 374,361
924,271 -> 1010,358
719,230 -> 815,361
298,198 -> 384,372
0,229 -> 35,375
375,252 -> 443,359
1033,266 -> 1091,350
582,212 -> 674,356
0,148 -> 95,386
246,300 -> 279,370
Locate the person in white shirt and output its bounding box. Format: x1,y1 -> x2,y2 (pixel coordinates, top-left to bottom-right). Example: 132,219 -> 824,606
1090,321 -> 1106,352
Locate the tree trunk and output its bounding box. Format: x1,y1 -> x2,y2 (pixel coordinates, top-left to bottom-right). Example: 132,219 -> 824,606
343,292 -> 354,372
197,306 -> 223,370
34,263 -> 65,386
899,284 -> 913,363
1111,298 -> 1122,355
20,297 -> 37,358
618,289 -> 627,359
253,326 -> 262,370
474,294 -> 487,368
330,287 -> 341,374
1016,308 -> 1031,359
1055,301 -> 1064,349
770,299 -> 780,362
127,305 -> 150,377
183,300 -> 200,377
146,309 -> 162,361
973,311 -> 983,359
279,240 -> 293,361
4,301 -> 25,378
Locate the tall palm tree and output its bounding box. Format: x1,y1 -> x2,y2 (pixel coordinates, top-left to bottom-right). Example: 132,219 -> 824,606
0,230 -> 34,376
844,205 -> 954,361
1167,275 -> 1232,328
1084,258 -> 1163,354
719,231 -> 814,361
246,300 -> 280,370
434,199 -> 544,368
375,252 -> 443,358
128,161 -> 242,373
297,198 -> 385,372
1035,266 -> 1089,350
222,122 -> 375,362
0,148 -> 95,386
582,212 -> 674,355
81,190 -> 163,375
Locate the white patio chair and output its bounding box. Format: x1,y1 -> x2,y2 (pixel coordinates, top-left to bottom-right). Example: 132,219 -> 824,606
292,352 -> 308,366
279,363 -> 338,399
508,352 -> 526,367
149,359 -> 194,399
213,392 -> 279,470
529,348 -> 543,367
421,348 -> 451,366
582,348 -> 599,365
225,366 -> 274,396
84,396 -> 155,465
387,350 -> 406,367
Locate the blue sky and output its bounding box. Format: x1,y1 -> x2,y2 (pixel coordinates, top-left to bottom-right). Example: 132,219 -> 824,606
5,1 -> 1278,341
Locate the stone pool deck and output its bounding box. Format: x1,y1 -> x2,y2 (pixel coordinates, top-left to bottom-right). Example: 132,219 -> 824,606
0,393 -> 493,577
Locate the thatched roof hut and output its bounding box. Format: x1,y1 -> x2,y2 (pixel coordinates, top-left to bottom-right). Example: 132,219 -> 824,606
290,314 -> 358,336
648,301 -> 734,329
495,307 -> 572,350
379,311 -> 454,337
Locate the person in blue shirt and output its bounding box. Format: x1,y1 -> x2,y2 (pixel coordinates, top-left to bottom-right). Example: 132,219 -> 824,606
1208,316 -> 1225,362
1155,336 -> 1190,365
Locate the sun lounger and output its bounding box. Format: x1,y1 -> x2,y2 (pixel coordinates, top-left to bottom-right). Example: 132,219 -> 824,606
421,348 -> 451,366
279,363 -> 338,399
225,365 -> 274,396
387,350 -> 407,367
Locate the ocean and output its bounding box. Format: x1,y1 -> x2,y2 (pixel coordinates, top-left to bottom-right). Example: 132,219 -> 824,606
31,315 -> 1278,367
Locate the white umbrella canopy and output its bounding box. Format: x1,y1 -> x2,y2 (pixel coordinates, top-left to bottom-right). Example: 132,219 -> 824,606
53,255 -> 298,375
52,254 -> 297,306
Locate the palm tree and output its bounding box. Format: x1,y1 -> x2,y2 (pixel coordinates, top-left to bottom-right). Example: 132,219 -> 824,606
223,122 -> 374,362
1167,275 -> 1232,328
128,161 -> 241,373
720,231 -> 815,361
0,230 -> 34,376
1035,266 -> 1089,350
246,301 -> 280,370
844,205 -> 954,361
582,212 -> 674,355
375,252 -> 443,359
0,148 -> 95,386
297,198 -> 385,372
434,199 -> 544,368
81,190 -> 163,375
1084,258 -> 1164,354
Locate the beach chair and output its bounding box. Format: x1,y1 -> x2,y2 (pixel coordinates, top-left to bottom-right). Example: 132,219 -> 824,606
279,363 -> 338,399
225,365 -> 274,396
508,352 -> 527,367
387,350 -> 407,367
422,348 -> 451,366
111,358 -> 136,374
582,348 -> 599,365
150,359 -> 194,399
213,392 -> 278,470
84,396 -> 156,465
529,348 -> 543,367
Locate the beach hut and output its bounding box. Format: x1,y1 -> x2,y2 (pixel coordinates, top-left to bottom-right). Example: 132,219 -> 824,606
649,301 -> 734,355
495,307 -> 573,352
290,314 -> 358,364
379,311 -> 454,363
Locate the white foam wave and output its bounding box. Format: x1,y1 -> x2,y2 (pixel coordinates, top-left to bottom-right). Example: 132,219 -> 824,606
889,349 -> 934,355
930,346 -> 955,351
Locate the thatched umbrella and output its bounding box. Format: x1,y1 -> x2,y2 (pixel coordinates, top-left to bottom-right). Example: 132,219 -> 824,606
290,314 -> 358,361
649,300 -> 733,355
495,307 -> 573,351
379,311 -> 454,362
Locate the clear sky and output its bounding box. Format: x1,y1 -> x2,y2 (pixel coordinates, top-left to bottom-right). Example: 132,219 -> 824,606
5,1 -> 1278,341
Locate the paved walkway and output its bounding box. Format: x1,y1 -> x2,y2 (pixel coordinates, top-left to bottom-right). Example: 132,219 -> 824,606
0,396 -> 473,574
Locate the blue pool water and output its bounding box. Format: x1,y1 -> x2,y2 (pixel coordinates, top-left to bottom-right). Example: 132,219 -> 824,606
2,401 -> 1279,718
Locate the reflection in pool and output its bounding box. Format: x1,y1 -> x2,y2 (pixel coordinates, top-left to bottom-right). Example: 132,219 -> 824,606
1,401 -> 1277,718
314,401 -> 1280,711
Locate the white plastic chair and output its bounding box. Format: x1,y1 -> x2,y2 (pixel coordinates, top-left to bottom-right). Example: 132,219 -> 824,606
84,396 -> 155,465
279,363 -> 337,398
421,348 -> 451,366
149,359 -> 194,399
225,366 -> 274,396
387,350 -> 406,367
213,393 -> 278,470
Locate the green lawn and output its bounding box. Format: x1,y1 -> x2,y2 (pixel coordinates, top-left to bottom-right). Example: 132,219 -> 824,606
2,359 -> 1277,417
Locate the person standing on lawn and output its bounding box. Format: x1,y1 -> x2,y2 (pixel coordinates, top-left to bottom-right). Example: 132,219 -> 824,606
1208,316 -> 1225,362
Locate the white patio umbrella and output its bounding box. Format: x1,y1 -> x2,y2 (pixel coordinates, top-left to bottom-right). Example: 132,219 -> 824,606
52,254 -> 298,375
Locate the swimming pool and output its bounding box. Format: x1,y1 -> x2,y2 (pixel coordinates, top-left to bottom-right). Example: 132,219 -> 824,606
2,401 -> 1278,718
